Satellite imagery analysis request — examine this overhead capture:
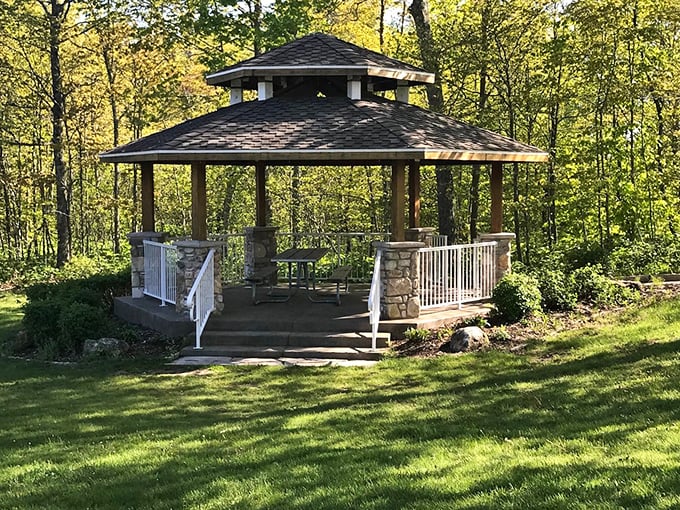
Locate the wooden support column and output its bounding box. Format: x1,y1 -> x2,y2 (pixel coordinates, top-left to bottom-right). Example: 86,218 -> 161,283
191,162 -> 207,240
391,160 -> 406,241
141,162 -> 155,232
255,162 -> 266,227
408,161 -> 421,229
490,162 -> 503,233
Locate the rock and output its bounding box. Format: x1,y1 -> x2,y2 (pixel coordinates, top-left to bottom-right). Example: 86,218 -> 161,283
450,326 -> 489,353
83,337 -> 130,358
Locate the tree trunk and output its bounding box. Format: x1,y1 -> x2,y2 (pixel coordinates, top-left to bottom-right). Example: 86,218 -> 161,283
43,0 -> 71,267
409,0 -> 455,240
102,40 -> 120,252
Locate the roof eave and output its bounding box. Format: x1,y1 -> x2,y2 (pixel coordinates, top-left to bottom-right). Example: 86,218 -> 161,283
99,149 -> 550,165
205,65 -> 435,86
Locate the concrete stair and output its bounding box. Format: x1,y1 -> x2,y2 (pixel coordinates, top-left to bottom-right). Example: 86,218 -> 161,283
179,328 -> 391,362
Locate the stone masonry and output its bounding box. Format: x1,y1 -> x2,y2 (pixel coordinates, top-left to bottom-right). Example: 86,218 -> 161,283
127,232 -> 168,299
174,240 -> 224,315
244,226 -> 278,285
477,232 -> 515,283
374,241 -> 424,319
405,227 -> 436,246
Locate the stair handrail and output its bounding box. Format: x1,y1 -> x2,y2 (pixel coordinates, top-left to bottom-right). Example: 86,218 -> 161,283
186,248 -> 216,350
368,249 -> 382,352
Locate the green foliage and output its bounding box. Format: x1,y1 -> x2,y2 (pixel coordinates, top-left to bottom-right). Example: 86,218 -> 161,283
489,325 -> 511,343
460,315 -> 490,328
22,268 -> 130,358
58,303 -> 108,354
536,270 -> 577,312
572,265 -> 638,307
608,239 -> 680,276
403,327 -> 430,341
22,299 -> 63,347
492,273 -> 542,323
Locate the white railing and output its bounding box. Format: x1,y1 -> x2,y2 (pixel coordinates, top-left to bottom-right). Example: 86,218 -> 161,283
419,241 -> 497,310
431,234 -> 448,247
186,249 -> 216,350
143,240 -> 177,305
367,249 -> 383,352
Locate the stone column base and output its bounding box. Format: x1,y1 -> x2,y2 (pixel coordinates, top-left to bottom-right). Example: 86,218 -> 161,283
127,232 -> 168,299
373,241 -> 424,319
405,227 -> 436,246
477,232 -> 516,282
174,240 -> 224,315
244,226 -> 278,285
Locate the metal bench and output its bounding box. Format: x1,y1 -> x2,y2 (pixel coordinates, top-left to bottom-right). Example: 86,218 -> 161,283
245,266 -> 287,304
326,265 -> 352,305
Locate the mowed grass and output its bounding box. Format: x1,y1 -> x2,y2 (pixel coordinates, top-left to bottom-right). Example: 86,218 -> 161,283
2,297 -> 680,509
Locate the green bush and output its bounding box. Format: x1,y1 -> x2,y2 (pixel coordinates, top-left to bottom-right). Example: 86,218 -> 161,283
58,302 -> 108,354
492,273 -> 542,323
22,299 -> 63,346
404,327 -> 430,341
537,270 -> 577,312
572,265 -> 638,306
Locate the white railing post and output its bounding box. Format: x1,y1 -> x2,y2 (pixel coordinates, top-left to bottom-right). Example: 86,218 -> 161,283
368,249 -> 383,352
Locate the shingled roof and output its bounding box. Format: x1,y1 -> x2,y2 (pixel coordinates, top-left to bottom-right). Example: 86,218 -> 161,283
101,95 -> 548,165
206,33 -> 434,87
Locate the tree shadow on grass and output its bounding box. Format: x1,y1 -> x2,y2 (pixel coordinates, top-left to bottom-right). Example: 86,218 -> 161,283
2,337 -> 680,508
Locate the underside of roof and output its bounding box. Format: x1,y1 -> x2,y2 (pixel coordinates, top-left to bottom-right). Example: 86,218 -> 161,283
100,95 -> 549,166
205,33 -> 434,88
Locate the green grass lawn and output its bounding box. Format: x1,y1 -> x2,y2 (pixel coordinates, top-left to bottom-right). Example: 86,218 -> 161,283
0,291 -> 25,345
2,297 -> 680,509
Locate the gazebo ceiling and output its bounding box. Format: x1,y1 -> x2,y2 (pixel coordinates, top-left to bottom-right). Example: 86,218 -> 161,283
100,95 -> 549,166
206,33 -> 435,90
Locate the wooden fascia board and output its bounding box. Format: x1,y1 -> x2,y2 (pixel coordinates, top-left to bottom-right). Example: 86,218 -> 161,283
100,148 -> 550,165
205,65 -> 435,86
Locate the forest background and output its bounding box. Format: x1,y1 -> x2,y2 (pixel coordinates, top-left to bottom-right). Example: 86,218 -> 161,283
1,0 -> 680,277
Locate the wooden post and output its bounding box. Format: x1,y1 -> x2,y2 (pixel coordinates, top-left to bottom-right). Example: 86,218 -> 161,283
255,162 -> 266,227
141,162 -> 155,232
408,161 -> 421,229
490,162 -> 503,233
391,160 -> 406,241
191,162 -> 207,240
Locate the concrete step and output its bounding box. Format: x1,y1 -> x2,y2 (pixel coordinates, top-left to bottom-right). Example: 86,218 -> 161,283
179,345 -> 386,361
197,330 -> 391,348
204,317 -> 371,333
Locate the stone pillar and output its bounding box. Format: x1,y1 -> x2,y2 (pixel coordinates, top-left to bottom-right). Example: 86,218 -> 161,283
244,226 -> 278,284
478,232 -> 516,282
374,241 -> 424,320
174,240 -> 224,315
405,227 -> 436,247
127,232 -> 168,299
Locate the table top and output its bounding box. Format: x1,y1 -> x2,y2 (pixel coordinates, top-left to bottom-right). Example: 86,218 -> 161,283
271,247 -> 329,263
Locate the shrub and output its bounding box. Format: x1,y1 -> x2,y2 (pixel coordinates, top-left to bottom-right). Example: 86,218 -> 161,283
572,265 -> 612,303
572,265 -> 638,306
22,299 -> 63,347
537,270 -> 577,312
404,327 -> 430,341
492,273 -> 542,323
58,302 -> 108,354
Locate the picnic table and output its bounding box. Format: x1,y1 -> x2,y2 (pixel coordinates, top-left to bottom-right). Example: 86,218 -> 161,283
271,247 -> 329,294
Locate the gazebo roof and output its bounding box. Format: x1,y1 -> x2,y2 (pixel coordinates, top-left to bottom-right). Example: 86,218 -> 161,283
100,95 -> 549,165
206,33 -> 434,89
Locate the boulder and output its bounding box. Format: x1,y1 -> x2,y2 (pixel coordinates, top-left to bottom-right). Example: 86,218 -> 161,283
450,326 -> 489,353
83,337 -> 130,358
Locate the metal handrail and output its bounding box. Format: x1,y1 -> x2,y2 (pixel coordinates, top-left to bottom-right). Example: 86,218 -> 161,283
186,249 -> 216,350
367,249 -> 383,352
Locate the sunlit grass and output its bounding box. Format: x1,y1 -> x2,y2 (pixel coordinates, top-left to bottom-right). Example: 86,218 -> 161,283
1,297 -> 680,508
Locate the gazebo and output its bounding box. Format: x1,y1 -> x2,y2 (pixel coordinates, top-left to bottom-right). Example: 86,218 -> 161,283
101,33 -> 548,338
